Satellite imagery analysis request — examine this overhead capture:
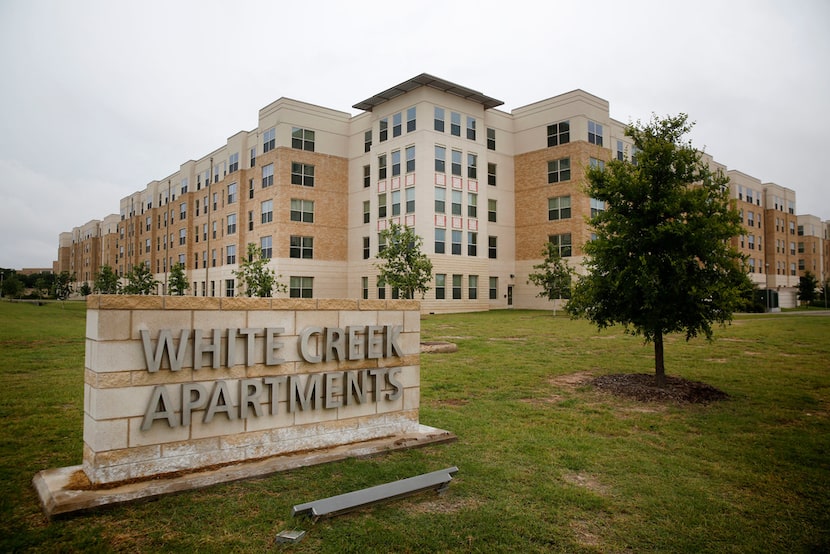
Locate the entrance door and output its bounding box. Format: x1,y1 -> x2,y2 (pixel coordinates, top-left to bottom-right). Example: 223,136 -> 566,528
507,285 -> 513,307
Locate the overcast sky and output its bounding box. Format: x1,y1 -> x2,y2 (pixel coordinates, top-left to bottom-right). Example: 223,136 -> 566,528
1,0 -> 828,269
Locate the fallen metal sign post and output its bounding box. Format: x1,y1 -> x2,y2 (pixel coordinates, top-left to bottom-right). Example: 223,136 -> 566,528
292,466 -> 459,520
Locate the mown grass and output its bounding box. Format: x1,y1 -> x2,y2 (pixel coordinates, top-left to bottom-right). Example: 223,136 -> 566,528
1,301 -> 828,552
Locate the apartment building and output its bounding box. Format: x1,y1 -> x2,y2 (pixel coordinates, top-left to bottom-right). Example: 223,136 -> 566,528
56,74 -> 827,311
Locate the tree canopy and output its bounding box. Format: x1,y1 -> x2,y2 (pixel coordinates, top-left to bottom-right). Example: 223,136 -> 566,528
567,114 -> 751,386
122,264 -> 159,295
375,223 -> 433,300
797,271 -> 819,306
93,265 -> 119,294
168,263 -> 190,296
233,243 -> 286,297
528,241 -> 573,316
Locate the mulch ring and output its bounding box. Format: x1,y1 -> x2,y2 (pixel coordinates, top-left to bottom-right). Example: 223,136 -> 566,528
591,373 -> 729,404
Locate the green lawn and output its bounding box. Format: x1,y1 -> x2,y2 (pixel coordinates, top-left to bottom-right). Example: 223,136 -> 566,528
1,301 -> 828,552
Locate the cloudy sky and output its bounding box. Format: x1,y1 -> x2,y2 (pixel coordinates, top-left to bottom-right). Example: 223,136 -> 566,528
1,0 -> 828,269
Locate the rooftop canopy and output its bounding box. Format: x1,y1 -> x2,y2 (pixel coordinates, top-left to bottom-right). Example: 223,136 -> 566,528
353,73 -> 504,112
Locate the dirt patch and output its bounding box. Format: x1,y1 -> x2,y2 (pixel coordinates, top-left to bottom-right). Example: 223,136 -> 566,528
404,495 -> 480,515
591,373 -> 729,404
549,371 -> 595,387
420,341 -> 458,353
562,471 -> 609,496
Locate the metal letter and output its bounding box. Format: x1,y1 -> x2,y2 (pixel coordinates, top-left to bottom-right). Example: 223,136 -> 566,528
384,325 -> 404,358
386,367 -> 403,401
266,327 -> 285,365
263,375 -> 287,415
194,328 -> 221,369
181,382 -> 208,426
324,372 -> 343,409
204,380 -> 235,423
299,327 -> 323,363
324,327 -> 345,361
366,326 -> 384,359
239,378 -> 263,419
141,329 -> 190,372
344,370 -> 367,405
346,326 -> 366,361
238,328 -> 260,366
141,385 -> 177,430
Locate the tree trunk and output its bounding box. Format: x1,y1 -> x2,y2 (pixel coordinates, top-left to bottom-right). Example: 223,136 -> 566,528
654,331 -> 666,387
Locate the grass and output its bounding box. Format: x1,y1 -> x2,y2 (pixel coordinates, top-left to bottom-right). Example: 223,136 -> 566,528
1,301 -> 828,552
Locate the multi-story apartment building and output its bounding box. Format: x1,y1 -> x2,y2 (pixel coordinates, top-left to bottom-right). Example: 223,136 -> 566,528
56,74 -> 827,311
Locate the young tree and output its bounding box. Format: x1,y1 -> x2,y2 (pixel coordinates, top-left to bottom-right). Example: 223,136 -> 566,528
2,274 -> 23,299
375,223 -> 433,299
53,271 -> 75,300
233,243 -> 286,297
567,114 -> 750,387
797,271 -> 819,306
122,264 -> 159,295
168,263 -> 190,296
94,265 -> 120,294
528,241 -> 574,316
79,282 -> 92,296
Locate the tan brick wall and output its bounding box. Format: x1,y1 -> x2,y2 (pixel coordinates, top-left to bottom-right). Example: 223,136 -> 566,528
83,295 -> 421,484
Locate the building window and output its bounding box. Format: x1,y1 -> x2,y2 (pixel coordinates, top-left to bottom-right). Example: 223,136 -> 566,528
362,276 -> 369,299
250,147 -> 256,168
226,244 -> 236,265
363,200 -> 371,224
549,233 -> 573,257
468,275 -> 478,299
468,232 -> 477,256
589,158 -> 605,171
434,107 -> 445,132
547,121 -> 570,147
468,192 -> 477,218
392,112 -> 402,137
179,228 -> 186,246
451,190 -> 462,216
378,193 -> 387,218
227,213 -> 237,234
262,163 -> 274,188
488,235 -> 497,259
790,242 -> 796,255
378,154 -> 387,180
451,149 -> 462,176
290,199 -> 314,223
467,153 -> 477,179
405,187 -> 415,213
488,199 -> 497,223
548,196 -> 572,220
435,187 -> 446,213
488,163 -> 497,186
229,152 -> 239,173
179,202 -> 187,220
290,236 -> 313,259
364,130 -> 372,153
435,228 -> 446,254
391,150 -> 401,177
452,230 -> 462,255
466,117 -> 476,140
452,274 -> 462,299
435,274 -> 446,299
798,242 -> 805,253
260,236 -> 272,259
747,211 -> 755,227
377,276 -> 386,299
261,200 -> 273,224
790,222 -> 796,235
588,120 -> 604,146
363,236 -> 370,259
590,198 -> 605,218
391,190 -> 401,216
379,118 -> 388,142
263,127 -> 275,153
248,210 -> 254,231
790,263 -> 796,276
227,183 -> 237,204
406,106 -> 417,132
363,164 -> 371,188
291,163 -> 315,187
378,232 -> 386,254
292,127 -> 315,151
290,276 -> 313,298
487,128 -> 496,150
616,140 -> 624,161
225,279 -> 235,297
435,146 -> 446,173
748,235 -> 755,250
145,238 -> 151,253
406,145 -> 415,173
450,112 -> 461,136
489,277 -> 498,300
548,158 -> 571,183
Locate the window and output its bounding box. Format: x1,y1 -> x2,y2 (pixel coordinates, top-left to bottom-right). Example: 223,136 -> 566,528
378,154 -> 387,180
798,242 -> 805,254
452,274 -> 462,299
589,158 -> 605,171
548,158 -> 571,183
250,147 -> 256,168
391,190 -> 401,216
378,193 -> 387,218
378,232 -> 386,253
451,190 -> 462,216
181,178 -> 189,193
145,238 -> 151,253
450,112 -> 461,136
468,232 -> 477,256
616,140 -> 624,161
548,233 -> 572,257
226,244 -> 236,264
548,196 -> 572,220
790,222 -> 796,235
468,275 -> 478,299
748,235 -> 755,250
263,127 -> 275,153
290,236 -> 313,259
435,187 -> 446,213
291,163 -> 314,187
435,146 -> 446,173
435,274 -> 446,299
790,242 -> 796,255
363,200 -> 371,224
225,279 -> 235,297
788,201 -> 795,214
379,118 -> 388,142
790,263 -> 796,276
590,198 -> 605,217
468,192 -> 478,218
405,145 -> 415,173
466,117 -> 476,140
435,228 -> 446,254
261,200 -> 273,224
363,236 -> 370,259
377,276 -> 386,299
290,199 -> 314,223
406,106 -> 416,132
452,230 -> 462,255
248,210 -> 254,231
451,149 -> 462,176
364,130 -> 372,153
391,150 -> 401,177
588,120 -> 603,146
392,112 -> 402,137
262,164 -> 274,188
260,236 -> 272,259
363,164 -> 371,188
146,216 -> 151,232
290,276 -> 313,298
229,152 -> 239,174
488,235 -> 497,259
227,213 -> 237,234
435,106 -> 446,131
227,182 -> 237,204
547,121 -> 570,147
248,179 -> 254,199
487,128 -> 496,150
747,211 -> 754,227
179,228 -> 186,246
179,202 -> 187,220
798,225 -> 804,236
488,199 -> 497,222
488,163 -> 497,186
467,153 -> 477,179
292,127 -> 315,151
489,277 -> 498,300
405,187 -> 415,213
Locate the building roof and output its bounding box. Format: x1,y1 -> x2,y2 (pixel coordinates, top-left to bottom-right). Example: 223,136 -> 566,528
353,73 -> 504,112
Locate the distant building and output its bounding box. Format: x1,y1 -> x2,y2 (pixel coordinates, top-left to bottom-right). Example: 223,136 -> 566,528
56,74 -> 827,310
